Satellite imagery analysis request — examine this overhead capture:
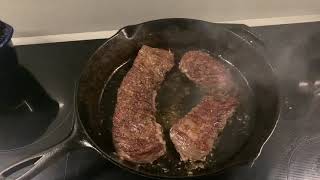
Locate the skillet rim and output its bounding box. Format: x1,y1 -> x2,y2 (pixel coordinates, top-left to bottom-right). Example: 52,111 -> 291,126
74,18 -> 282,179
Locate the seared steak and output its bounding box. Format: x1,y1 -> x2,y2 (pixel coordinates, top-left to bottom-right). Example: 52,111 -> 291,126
179,50 -> 235,96
112,45 -> 174,163
170,96 -> 238,161
170,51 -> 238,161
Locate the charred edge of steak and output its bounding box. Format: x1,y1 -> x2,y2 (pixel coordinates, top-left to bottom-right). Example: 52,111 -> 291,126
112,45 -> 174,163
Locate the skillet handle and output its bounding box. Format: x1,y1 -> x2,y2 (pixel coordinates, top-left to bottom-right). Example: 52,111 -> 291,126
0,121 -> 91,180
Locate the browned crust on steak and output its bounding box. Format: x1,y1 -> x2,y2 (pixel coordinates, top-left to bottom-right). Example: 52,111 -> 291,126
112,45 -> 174,163
170,51 -> 238,161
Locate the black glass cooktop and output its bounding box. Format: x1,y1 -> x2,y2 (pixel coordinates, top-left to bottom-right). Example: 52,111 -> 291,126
1,22 -> 320,180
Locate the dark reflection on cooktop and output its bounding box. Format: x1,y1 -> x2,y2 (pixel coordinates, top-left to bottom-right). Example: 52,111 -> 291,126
0,65 -> 59,150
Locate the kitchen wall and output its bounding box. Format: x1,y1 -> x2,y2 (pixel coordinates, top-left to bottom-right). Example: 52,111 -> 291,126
1,0 -> 320,37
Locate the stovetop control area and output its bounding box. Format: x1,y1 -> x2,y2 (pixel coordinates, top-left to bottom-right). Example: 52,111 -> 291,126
1,22 -> 320,179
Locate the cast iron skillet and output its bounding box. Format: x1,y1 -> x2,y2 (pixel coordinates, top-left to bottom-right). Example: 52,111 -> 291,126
0,18 -> 280,180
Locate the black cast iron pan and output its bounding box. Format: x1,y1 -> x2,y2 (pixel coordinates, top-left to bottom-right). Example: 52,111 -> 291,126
0,18 -> 280,180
